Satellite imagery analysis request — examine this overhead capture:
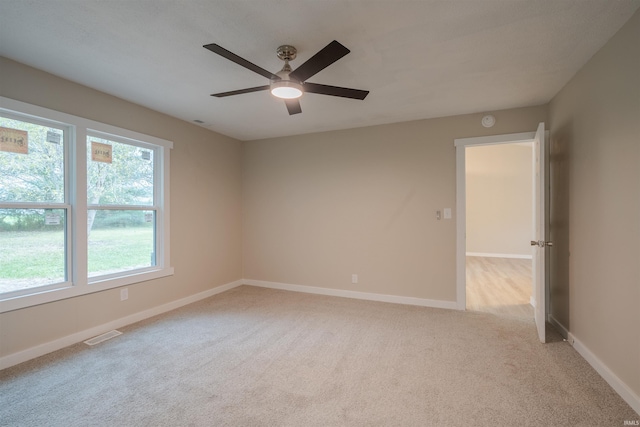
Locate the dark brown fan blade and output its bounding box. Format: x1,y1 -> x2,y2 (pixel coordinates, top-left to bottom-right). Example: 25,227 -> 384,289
303,82 -> 369,100
284,99 -> 302,115
204,44 -> 280,81
288,40 -> 350,83
211,85 -> 270,97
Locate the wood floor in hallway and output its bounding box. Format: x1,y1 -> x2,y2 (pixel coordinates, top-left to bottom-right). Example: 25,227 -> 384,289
466,256 -> 534,320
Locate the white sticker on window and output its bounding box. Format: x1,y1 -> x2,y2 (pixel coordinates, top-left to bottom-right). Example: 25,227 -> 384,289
144,212 -> 153,223
45,212 -> 61,225
141,150 -> 151,160
46,131 -> 61,144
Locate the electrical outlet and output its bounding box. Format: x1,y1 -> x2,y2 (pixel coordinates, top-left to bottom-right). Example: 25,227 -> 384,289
351,274 -> 358,284
120,288 -> 128,301
444,208 -> 452,219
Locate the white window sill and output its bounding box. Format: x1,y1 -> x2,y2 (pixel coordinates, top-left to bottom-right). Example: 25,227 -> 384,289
0,267 -> 174,314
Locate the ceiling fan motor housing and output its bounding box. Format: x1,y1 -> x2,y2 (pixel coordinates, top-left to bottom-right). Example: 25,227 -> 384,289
272,44 -> 303,98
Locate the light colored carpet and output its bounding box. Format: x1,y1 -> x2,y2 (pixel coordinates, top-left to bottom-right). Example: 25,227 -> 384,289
1,285 -> 637,426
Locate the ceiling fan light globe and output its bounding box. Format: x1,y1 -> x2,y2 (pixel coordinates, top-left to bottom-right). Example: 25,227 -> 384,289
270,81 -> 303,99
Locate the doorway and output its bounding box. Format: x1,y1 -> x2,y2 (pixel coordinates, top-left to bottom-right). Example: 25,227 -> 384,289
455,125 -> 548,342
464,142 -> 534,320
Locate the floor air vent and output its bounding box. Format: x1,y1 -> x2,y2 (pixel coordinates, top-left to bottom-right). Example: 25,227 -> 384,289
84,330 -> 122,346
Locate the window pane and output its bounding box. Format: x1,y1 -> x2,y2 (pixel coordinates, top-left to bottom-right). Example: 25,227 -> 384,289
87,136 -> 154,206
88,210 -> 155,278
0,208 -> 66,294
0,117 -> 65,203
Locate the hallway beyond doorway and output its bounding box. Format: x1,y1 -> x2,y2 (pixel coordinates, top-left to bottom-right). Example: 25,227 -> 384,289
466,256 -> 533,320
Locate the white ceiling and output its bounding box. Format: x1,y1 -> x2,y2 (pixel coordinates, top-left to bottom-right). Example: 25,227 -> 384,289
1,1 -> 638,141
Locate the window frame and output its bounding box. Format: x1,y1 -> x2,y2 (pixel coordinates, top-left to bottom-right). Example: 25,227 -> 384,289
0,111 -> 72,298
85,130 -> 160,280
0,97 -> 173,313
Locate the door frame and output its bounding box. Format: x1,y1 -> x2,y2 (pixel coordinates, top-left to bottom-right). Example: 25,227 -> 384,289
454,131 -> 538,311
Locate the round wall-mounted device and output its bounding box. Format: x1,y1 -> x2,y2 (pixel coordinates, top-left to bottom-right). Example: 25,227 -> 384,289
482,115 -> 496,128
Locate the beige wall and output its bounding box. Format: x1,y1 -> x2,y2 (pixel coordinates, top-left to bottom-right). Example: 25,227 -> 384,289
0,58 -> 243,357
549,9 -> 640,399
243,106 -> 547,301
466,144 -> 533,257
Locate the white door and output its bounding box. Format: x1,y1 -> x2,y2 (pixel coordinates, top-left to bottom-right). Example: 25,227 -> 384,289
532,122 -> 548,343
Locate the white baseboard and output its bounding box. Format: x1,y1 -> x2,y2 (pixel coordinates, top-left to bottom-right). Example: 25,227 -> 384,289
568,332 -> 640,416
466,252 -> 532,259
244,279 -> 459,310
0,279 -> 243,371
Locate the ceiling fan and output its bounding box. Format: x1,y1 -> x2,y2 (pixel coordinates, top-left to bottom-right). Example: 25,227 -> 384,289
203,40 -> 369,115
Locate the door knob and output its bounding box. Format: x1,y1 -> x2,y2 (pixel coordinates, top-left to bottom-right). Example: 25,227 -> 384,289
531,240 -> 553,247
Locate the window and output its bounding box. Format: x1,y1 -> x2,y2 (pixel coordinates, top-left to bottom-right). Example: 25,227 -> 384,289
0,97 -> 172,312
87,134 -> 156,278
0,114 -> 70,297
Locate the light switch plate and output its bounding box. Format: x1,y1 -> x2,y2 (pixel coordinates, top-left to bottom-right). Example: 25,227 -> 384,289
444,208 -> 452,219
